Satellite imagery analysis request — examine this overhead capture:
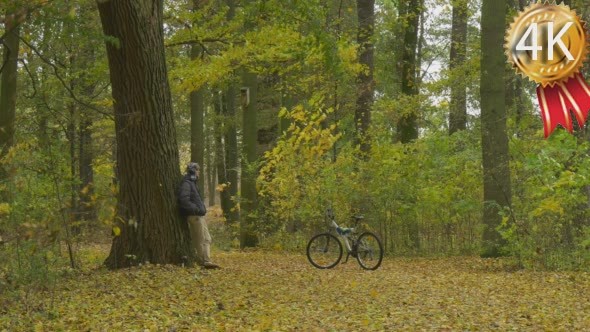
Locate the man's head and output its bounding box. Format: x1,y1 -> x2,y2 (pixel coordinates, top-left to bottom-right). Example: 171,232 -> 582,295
186,162 -> 200,181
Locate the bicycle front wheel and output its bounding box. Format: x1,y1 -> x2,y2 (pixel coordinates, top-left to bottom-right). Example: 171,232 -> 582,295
306,233 -> 343,269
355,232 -> 383,270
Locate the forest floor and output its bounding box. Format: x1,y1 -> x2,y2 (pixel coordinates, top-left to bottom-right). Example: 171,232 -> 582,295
1,244 -> 590,331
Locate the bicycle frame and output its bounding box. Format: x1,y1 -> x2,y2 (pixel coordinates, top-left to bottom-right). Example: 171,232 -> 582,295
330,220 -> 355,253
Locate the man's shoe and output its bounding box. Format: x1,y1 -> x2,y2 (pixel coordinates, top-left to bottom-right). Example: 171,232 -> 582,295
203,262 -> 221,269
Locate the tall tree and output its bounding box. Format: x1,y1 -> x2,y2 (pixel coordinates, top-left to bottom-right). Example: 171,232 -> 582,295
190,0 -> 206,194
240,73 -> 258,247
480,0 -> 511,257
223,0 -> 240,224
0,13 -> 20,198
448,0 -> 468,134
355,0 -> 375,154
78,49 -> 98,225
505,0 -> 525,135
206,109 -> 217,207
97,0 -> 193,268
223,86 -> 240,223
215,92 -> 232,221
239,0 -> 259,247
397,0 -> 422,143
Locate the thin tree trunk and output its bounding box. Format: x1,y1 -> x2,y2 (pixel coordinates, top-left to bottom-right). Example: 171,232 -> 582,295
97,0 -> 193,268
67,100 -> 79,233
223,87 -> 240,224
190,83 -> 205,195
506,0 -> 525,136
215,92 -> 231,222
416,7 -> 425,88
222,0 -> 239,224
207,139 -> 216,208
449,0 -> 468,134
481,0 -> 511,257
205,103 -> 217,207
79,111 -> 95,224
240,72 -> 258,248
191,0 -> 205,194
354,0 -> 375,154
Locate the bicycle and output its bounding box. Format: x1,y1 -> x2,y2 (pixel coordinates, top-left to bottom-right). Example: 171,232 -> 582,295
306,208 -> 383,270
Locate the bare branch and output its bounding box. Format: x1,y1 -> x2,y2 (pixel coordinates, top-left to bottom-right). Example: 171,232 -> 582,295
19,36 -> 114,120
18,58 -> 38,99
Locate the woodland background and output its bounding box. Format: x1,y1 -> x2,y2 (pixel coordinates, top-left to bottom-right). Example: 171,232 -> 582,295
1,0 -> 590,327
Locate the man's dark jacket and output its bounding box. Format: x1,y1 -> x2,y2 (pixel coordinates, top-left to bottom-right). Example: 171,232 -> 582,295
177,174 -> 207,217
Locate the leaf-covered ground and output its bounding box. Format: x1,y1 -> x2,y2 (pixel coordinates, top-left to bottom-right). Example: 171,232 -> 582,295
2,246 -> 590,331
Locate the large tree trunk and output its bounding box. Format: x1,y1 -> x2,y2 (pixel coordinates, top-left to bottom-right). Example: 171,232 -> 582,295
0,15 -> 20,200
97,0 -> 193,269
448,0 -> 468,134
396,0 -> 421,143
240,72 -> 258,248
481,0 -> 511,257
354,0 -> 375,154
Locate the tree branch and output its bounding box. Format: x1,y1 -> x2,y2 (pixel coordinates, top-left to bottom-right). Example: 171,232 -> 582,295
19,36 -> 114,120
19,58 -> 38,99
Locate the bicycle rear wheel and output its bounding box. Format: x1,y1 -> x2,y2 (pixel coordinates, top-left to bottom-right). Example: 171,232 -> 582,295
355,232 -> 383,270
306,233 -> 343,269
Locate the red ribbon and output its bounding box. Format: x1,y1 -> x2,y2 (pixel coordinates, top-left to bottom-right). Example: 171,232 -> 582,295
537,73 -> 590,138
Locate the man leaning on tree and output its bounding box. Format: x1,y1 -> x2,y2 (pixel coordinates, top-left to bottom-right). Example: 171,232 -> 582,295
177,162 -> 220,269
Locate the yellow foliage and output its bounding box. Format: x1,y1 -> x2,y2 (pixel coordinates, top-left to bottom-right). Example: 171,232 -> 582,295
531,198 -> 564,217
0,203 -> 10,216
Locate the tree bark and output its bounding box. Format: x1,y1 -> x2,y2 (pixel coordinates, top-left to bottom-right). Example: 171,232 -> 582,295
481,0 -> 511,257
0,15 -> 20,199
190,75 -> 205,195
448,0 -> 468,134
207,133 -> 217,207
79,111 -> 96,224
397,0 -> 421,143
67,98 -> 79,233
354,0 -> 375,154
240,73 -> 258,248
215,92 -> 232,222
219,0 -> 240,224
205,102 -> 216,207
190,0 -> 205,195
223,87 -> 240,224
97,0 -> 193,268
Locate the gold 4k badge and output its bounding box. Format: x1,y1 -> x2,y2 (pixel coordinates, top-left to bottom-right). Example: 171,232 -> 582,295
505,2 -> 590,137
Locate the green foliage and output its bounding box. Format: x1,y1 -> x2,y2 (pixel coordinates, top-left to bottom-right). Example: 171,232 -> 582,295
500,130 -> 590,270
